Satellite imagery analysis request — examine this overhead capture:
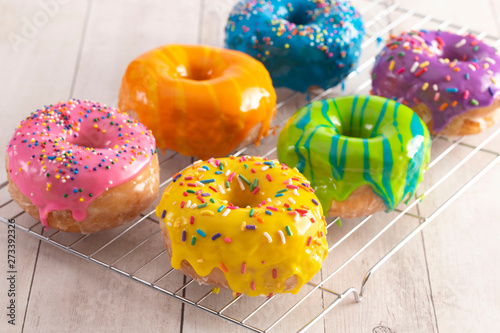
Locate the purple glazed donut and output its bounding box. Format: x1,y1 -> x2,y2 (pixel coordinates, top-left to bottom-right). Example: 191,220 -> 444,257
371,30 -> 500,136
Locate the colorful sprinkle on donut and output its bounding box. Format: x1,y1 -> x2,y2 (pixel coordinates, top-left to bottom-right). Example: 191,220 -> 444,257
372,30 -> 500,132
225,0 -> 365,92
6,99 -> 156,229
156,156 -> 329,296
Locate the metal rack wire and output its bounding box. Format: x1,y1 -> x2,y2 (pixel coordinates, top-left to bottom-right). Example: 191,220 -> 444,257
1,1 -> 500,332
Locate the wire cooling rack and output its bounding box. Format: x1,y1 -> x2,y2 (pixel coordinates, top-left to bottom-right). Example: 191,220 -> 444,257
1,1 -> 500,332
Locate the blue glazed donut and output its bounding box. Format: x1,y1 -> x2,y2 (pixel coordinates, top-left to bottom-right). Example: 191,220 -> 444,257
225,0 -> 365,93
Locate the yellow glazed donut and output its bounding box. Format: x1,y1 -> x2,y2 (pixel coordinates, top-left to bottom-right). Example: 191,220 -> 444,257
156,156 -> 328,296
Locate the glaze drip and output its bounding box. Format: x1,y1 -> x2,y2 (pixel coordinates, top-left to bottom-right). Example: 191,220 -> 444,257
118,44 -> 276,159
372,30 -> 500,132
6,99 -> 156,228
225,0 -> 365,92
277,96 -> 431,212
156,156 -> 328,296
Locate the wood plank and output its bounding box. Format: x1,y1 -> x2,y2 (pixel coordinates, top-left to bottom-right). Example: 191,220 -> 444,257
370,2 -> 500,332
0,224 -> 40,333
70,0 -> 202,107
1,0 -> 499,332
162,0 -> 500,332
21,0 -> 202,331
183,1 -> 435,332
417,131 -> 500,333
0,1 -> 89,331
199,0 -> 237,47
0,0 -> 88,182
187,2 -> 325,330
423,167 -> 500,332
394,0 -> 498,36
490,0 -> 500,35
323,221 -> 438,333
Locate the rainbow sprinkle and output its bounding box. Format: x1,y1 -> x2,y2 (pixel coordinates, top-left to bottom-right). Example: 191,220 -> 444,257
372,30 -> 500,132
6,99 -> 156,229
156,156 -> 329,296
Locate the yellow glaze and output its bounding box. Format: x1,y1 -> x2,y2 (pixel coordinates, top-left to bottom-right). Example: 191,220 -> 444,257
119,44 -> 277,159
156,156 -> 328,296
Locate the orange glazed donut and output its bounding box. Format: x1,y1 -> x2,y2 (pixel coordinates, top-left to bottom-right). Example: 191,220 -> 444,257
6,99 -> 159,234
118,44 -> 277,159
155,156 -> 328,297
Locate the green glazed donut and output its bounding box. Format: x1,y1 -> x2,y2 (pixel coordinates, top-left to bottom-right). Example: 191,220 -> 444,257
277,95 -> 431,218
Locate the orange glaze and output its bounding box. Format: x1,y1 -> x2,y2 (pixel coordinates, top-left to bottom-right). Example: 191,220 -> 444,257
119,44 -> 277,159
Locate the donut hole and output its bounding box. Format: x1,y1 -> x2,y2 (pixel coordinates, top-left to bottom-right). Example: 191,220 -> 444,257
184,65 -> 217,81
340,127 -> 373,139
439,48 -> 470,62
175,53 -> 230,81
287,11 -> 312,25
173,64 -> 217,81
281,2 -> 316,25
333,100 -> 398,139
334,121 -> 376,139
213,175 -> 276,208
67,131 -> 110,149
222,187 -> 265,208
188,70 -> 213,81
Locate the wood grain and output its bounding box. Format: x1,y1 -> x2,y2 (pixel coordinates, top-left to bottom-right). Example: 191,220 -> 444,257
0,0 -> 499,332
394,0 -> 500,35
18,0 -> 202,331
0,1 -> 88,331
0,0 -> 89,182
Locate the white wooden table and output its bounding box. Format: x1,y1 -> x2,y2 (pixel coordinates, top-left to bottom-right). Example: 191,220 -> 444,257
1,0 -> 499,332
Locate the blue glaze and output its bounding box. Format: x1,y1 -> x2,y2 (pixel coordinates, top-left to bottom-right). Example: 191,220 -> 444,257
404,113 -> 428,198
392,103 -> 404,152
225,0 -> 365,92
370,98 -> 389,135
328,134 -> 347,181
355,97 -> 370,137
361,138 -> 387,204
380,137 -> 395,209
304,124 -> 331,182
320,100 -> 335,126
349,95 -> 358,134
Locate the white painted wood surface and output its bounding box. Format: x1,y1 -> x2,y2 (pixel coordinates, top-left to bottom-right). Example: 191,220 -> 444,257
0,0 -> 499,332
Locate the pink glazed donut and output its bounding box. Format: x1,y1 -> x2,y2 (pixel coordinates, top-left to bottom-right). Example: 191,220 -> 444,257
5,99 -> 160,234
